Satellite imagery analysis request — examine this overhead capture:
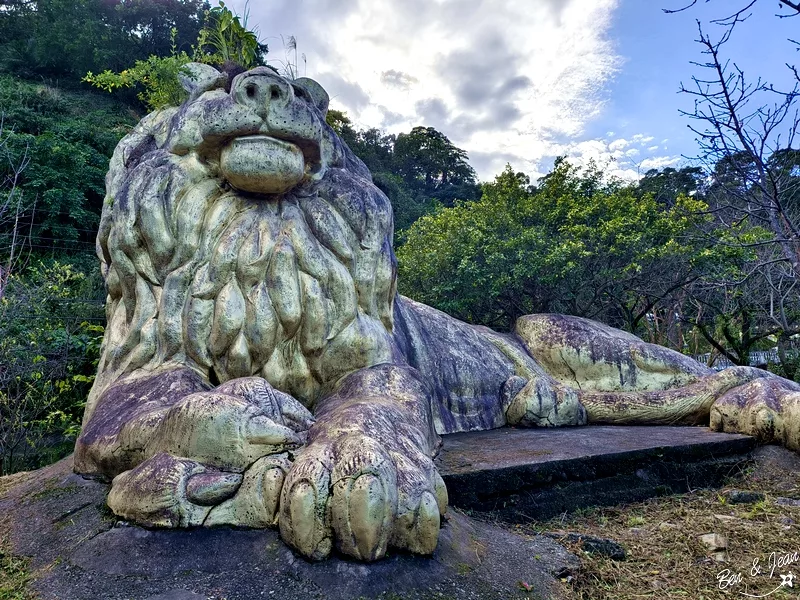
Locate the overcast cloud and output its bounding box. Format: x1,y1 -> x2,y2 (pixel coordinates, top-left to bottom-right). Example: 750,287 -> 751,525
230,0 -> 675,180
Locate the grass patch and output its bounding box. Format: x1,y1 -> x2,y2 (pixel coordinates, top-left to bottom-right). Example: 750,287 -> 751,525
518,453 -> 800,600
29,481 -> 76,502
0,473 -> 31,499
0,472 -> 35,599
0,543 -> 34,600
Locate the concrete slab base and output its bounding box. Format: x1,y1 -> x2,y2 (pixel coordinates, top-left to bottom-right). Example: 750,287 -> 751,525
0,457 -> 577,600
436,426 -> 756,522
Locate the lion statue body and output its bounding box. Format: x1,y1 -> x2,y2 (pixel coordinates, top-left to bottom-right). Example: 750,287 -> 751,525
75,64 -> 800,562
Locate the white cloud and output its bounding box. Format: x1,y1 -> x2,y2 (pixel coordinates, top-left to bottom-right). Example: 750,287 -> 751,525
539,136 -> 681,181
226,0 -> 622,180
640,155 -> 682,171
608,138 -> 629,152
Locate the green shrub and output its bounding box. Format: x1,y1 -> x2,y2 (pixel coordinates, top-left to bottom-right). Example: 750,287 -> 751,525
0,74 -> 135,243
83,29 -> 192,111
0,257 -> 105,475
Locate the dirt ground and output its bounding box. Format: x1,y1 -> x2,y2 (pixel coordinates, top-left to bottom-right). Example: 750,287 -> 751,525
513,445 -> 800,600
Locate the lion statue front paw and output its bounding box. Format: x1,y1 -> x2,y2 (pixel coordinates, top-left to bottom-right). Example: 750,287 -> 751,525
106,376 -> 313,528
279,430 -> 447,561
275,364 -> 447,562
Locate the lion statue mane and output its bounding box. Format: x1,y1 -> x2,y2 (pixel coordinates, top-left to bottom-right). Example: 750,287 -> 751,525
75,64 -> 800,563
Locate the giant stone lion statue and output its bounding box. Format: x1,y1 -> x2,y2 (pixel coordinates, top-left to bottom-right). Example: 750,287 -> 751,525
75,63 -> 800,562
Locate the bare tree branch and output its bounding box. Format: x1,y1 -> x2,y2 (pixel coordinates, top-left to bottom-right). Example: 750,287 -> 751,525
665,1 -> 800,20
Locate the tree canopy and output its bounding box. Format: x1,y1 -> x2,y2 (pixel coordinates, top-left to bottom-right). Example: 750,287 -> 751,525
398,160 -> 731,339
325,114 -> 482,231
0,0 -> 210,80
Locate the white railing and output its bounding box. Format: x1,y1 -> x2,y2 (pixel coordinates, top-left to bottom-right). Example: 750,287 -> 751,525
692,348 -> 791,370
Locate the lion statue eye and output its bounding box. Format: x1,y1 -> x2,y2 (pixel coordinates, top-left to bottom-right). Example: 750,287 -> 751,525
292,85 -> 307,100
291,78 -> 330,115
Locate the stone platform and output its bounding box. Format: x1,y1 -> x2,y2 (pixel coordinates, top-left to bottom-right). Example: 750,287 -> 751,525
0,458 -> 577,600
436,425 -> 756,522
0,427 -> 760,600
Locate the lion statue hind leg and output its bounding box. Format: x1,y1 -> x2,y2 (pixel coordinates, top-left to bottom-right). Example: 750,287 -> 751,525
509,313 -> 800,451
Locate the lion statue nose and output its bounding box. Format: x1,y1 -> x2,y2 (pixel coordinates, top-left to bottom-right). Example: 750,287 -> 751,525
231,68 -> 293,118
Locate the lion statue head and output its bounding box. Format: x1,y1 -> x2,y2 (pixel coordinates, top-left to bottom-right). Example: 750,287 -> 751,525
86,64 -> 399,422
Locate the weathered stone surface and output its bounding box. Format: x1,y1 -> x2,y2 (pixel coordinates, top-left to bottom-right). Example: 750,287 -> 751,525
515,314 -> 711,392
710,376 -> 800,450
72,62 -> 800,564
178,62 -> 227,102
436,426 -> 755,521
144,592 -> 207,600
776,497 -> 800,507
392,297 -> 534,433
543,532 -> 626,560
723,489 -> 765,504
698,533 -> 728,551
220,135 -> 306,194
0,458 -> 572,600
580,366 -> 776,426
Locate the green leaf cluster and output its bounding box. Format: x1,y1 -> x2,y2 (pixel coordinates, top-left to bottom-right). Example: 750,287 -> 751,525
82,3 -> 267,111
195,2 -> 267,69
398,159 -> 730,333
0,75 -> 136,242
83,31 -> 193,111
0,258 -> 105,475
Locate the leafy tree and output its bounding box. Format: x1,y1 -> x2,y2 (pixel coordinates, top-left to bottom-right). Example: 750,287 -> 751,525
684,277 -> 780,367
0,257 -> 105,474
0,0 -> 209,81
0,0 -> 110,77
0,75 -> 136,243
394,126 -> 480,206
0,115 -> 105,474
112,0 -> 210,58
325,109 -> 351,136
398,160 -> 720,339
324,114 -> 479,232
636,166 -> 704,206
666,0 -> 800,369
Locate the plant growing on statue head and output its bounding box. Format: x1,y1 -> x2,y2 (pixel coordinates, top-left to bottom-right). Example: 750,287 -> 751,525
274,35 -> 306,80
194,1 -> 267,69
84,4 -> 267,110
83,28 -> 192,111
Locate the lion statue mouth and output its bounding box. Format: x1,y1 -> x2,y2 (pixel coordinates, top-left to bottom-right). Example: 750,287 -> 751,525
216,68 -> 331,195
220,134 -> 311,195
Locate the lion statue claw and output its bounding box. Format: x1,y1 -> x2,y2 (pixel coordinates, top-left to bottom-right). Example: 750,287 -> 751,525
74,64 -> 800,562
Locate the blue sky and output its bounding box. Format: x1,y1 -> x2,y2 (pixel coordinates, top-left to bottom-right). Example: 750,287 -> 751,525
225,0 -> 799,181
592,1 -> 799,176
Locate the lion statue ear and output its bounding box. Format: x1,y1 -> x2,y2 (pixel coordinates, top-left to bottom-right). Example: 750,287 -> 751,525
179,62 -> 228,102
292,77 -> 330,115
